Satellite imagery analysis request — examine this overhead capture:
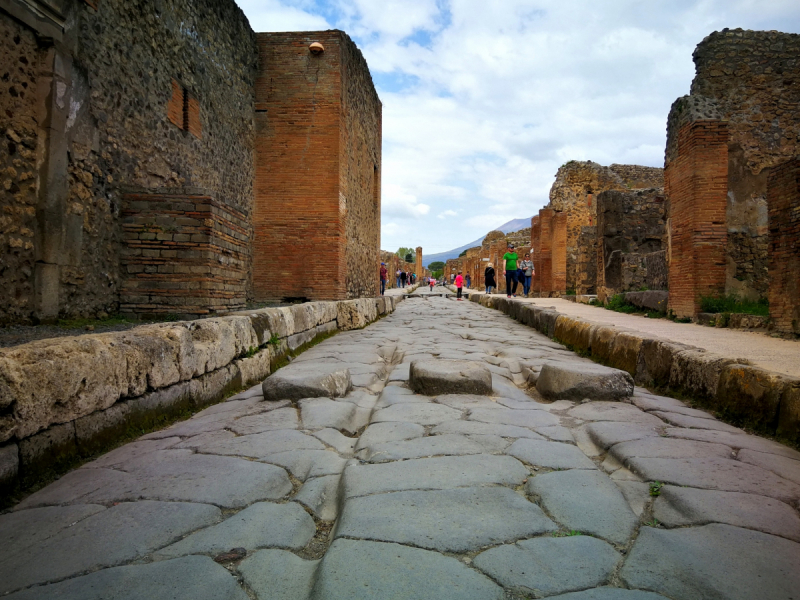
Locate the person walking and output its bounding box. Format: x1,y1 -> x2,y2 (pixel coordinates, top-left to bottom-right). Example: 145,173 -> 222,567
396,269 -> 402,288
454,270 -> 464,301
520,253 -> 534,297
484,262 -> 496,294
465,273 -> 471,289
429,277 -> 435,291
502,243 -> 519,297
400,270 -> 407,288
379,262 -> 387,296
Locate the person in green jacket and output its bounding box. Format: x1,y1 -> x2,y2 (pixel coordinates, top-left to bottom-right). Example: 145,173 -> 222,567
502,243 -> 519,298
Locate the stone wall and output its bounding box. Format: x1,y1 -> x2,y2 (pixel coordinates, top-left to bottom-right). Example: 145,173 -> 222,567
666,29 -> 800,316
0,294 -> 403,496
0,0 -> 257,323
596,188 -> 668,300
767,158 -> 800,334
252,31 -> 381,303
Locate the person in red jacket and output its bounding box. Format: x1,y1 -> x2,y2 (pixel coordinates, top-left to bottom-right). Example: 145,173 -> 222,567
379,263 -> 387,295
454,271 -> 464,301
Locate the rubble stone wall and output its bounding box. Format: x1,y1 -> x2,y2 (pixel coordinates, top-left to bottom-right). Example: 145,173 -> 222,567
767,158 -> 800,334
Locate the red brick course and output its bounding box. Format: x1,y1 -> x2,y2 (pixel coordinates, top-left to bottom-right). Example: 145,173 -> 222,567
768,158 -> 800,334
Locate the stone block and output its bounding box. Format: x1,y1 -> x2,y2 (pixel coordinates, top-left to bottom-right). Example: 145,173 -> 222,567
537,309 -> 559,337
589,325 -> 618,364
536,362 -> 634,401
188,364 -> 241,408
637,339 -> 693,387
125,380 -> 193,425
289,303 -> 316,333
607,331 -> 645,376
669,350 -> 743,400
262,307 -> 294,339
714,364 -> 786,431
18,422 -> 78,482
409,360 -> 492,396
337,300 -> 368,330
0,442 -> 19,494
287,329 -> 316,351
75,402 -> 133,455
234,348 -> 271,388
623,291 -> 668,312
777,380 -> 800,444
554,316 -> 593,353
262,364 -> 352,401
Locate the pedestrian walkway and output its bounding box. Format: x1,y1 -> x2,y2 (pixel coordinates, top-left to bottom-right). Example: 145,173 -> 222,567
468,291 -> 800,378
2,297 -> 799,599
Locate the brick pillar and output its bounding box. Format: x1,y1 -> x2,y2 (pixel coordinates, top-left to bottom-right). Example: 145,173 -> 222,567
768,158 -> 800,334
532,216 -> 541,296
666,121 -> 729,318
551,211 -> 567,295
538,209 -> 554,294
415,247 -> 423,281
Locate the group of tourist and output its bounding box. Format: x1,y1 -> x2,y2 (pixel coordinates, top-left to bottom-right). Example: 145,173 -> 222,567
378,264 -> 417,296
482,243 -> 535,297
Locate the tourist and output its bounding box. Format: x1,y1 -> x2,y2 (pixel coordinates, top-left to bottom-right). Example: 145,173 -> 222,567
429,277 -> 435,291
520,253 -> 534,296
502,243 -> 519,298
465,273 -> 471,288
400,271 -> 407,288
396,269 -> 402,288
484,262 -> 496,294
379,262 -> 387,296
454,270 -> 464,301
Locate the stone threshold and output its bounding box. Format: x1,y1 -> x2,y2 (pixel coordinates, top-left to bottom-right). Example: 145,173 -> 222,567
468,293 -> 800,446
0,296 -> 403,502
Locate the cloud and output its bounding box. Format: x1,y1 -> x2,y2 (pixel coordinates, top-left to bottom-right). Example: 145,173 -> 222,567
381,183 -> 431,218
438,209 -> 458,219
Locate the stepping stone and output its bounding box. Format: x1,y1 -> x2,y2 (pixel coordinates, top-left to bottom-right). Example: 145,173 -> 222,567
355,422 -> 425,450
653,486 -> 800,542
262,364 -> 352,401
625,456 -> 800,503
544,588 -> 669,599
343,454 -> 528,497
361,434 -> 484,462
3,556 -> 248,600
311,539 -> 504,599
155,502 -> 315,558
371,403 -> 462,425
537,362 -> 634,400
620,524 -> 800,600
337,487 -> 555,552
506,438 -> 596,470
568,402 -> 664,427
609,437 -> 734,463
409,359 -> 492,395
0,501 -> 220,595
432,420 -> 545,440
527,470 -> 639,545
473,536 -> 621,596
239,549 -> 319,600
469,407 -> 560,428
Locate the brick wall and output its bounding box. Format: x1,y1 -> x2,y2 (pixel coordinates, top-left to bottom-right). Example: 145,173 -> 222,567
252,31 -> 381,302
767,158 -> 800,334
666,121 -> 729,318
531,216 -> 541,295
120,191 -> 249,315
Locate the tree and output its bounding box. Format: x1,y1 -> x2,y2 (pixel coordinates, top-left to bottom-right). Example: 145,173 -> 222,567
431,269 -> 443,279
428,261 -> 445,271
396,247 -> 415,263
458,249 -> 468,257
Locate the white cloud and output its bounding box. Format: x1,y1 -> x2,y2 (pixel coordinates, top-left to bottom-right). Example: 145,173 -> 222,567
438,209 -> 458,219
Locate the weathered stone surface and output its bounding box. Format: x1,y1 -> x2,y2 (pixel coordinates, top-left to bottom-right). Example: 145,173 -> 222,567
627,456 -> 800,502
609,437 -> 734,463
312,539 -> 504,599
506,438 -> 596,469
468,407 -> 560,428
294,475 -> 341,520
546,589 -> 669,599
0,501 -> 220,594
239,549 -> 319,600
3,555 -> 249,600
155,502 -> 315,558
362,434 -> 484,462
408,359 -> 492,396
312,428 -> 357,456
528,470 -> 639,545
343,454 -> 529,497
0,504 -> 105,560
371,402 -> 462,425
624,290 -> 668,312
474,536 -> 621,597
195,429 -> 325,459
432,420 -> 545,439
569,402 -> 664,427
435,393 -> 501,410
337,487 -> 556,552
537,362 -> 634,400
535,425 -> 576,442
18,421 -> 78,477
653,486 -> 800,542
374,385 -> 428,409
300,398 -> 369,434
263,449 -> 347,481
0,442 -> 19,490
651,410 -> 742,432
665,427 -> 800,460
620,524 -> 800,600
737,448 -> 800,485
355,421 -> 425,450
85,437 -> 182,469
229,407 -> 300,435
262,364 -> 352,401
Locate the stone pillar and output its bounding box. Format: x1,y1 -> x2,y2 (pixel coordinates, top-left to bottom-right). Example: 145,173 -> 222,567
551,212 -> 567,296
532,216 -> 541,296
538,209 -> 554,295
415,247 -> 423,281
768,158 -> 800,335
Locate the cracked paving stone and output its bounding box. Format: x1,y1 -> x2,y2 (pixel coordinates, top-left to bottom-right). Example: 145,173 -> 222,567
567,402 -> 664,427
155,501 -> 315,559
653,485 -> 800,542
534,425 -> 575,442
3,555 -> 248,600
0,501 -> 220,595
343,454 -> 529,497
473,536 -> 621,596
609,436 -> 734,463
312,428 -> 357,455
299,398 -> 370,434
431,419 -> 545,439
294,474 -> 341,520
0,504 -> 105,559
371,402 -> 463,425
506,438 -> 597,470
620,524 -> 800,600
434,393 -> 503,410
664,428 -> 800,460
468,407 -> 560,428
196,429 -> 326,458
311,539 -> 504,599
360,433 -> 485,462
229,407 -> 300,435
651,411 -> 743,433
374,385 -> 429,409
527,470 -> 638,545
262,449 -> 347,481
584,422 -> 660,450
545,589 -> 670,599
355,422 -> 425,450
736,448 -> 800,485
239,549 -> 319,600
336,486 -> 556,552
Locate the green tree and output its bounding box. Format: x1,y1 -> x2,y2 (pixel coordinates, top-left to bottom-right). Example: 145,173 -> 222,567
428,261 -> 445,271
458,249 -> 467,257
396,247 -> 415,263
431,270 -> 443,279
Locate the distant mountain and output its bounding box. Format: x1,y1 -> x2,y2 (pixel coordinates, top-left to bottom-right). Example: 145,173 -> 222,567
422,217 -> 532,267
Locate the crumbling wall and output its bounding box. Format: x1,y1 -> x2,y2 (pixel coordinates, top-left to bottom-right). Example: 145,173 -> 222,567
596,188 -> 668,300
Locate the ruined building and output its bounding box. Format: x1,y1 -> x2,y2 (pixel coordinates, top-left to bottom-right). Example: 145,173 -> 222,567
0,0 -> 381,324
665,29 -> 800,331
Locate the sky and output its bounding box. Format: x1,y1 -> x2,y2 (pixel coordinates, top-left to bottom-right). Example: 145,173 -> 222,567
235,0 -> 800,255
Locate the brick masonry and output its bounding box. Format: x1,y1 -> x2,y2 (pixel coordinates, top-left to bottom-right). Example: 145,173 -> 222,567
767,158 -> 800,334
120,191 -> 249,316
252,31 -> 381,302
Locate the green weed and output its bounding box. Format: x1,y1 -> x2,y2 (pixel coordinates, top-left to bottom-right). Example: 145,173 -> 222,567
649,481 -> 664,497
699,294 -> 769,316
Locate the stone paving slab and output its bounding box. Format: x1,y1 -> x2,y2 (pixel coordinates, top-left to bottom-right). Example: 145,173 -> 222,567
336,486 -> 556,552
546,589 -> 670,599
468,407 -> 561,428
239,549 -> 319,600
507,438 -> 597,469
355,421 -> 425,450
431,419 -> 546,439
473,536 -> 621,596
360,433 -> 485,462
370,402 -> 463,425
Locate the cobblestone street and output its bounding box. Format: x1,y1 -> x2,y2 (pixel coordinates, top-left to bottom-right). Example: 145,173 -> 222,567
2,293 -> 799,599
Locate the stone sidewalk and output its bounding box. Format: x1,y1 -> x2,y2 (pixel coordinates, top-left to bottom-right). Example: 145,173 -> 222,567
468,290 -> 800,378
2,294 -> 799,599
